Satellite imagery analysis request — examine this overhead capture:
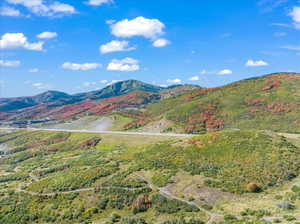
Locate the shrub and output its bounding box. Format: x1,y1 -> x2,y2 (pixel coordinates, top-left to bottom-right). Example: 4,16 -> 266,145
246,182 -> 261,193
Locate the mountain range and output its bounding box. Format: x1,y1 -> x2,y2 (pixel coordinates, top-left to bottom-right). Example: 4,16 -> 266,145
1,72 -> 300,134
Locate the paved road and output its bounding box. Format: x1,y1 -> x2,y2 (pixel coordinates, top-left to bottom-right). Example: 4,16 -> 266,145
0,127 -> 197,138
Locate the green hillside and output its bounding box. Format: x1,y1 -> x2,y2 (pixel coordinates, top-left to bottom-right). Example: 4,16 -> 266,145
1,129 -> 300,223
132,73 -> 300,134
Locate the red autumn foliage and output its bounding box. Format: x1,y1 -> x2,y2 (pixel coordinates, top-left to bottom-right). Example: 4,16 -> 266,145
245,98 -> 265,107
267,102 -> 292,113
185,104 -> 224,133
262,79 -> 281,91
47,147 -> 59,153
268,74 -> 300,80
123,117 -> 151,130
188,139 -> 205,146
80,137 -> 102,148
0,112 -> 11,120
48,100 -> 94,120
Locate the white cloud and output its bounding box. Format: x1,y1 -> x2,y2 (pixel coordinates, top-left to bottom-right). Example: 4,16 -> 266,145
106,19 -> 115,24
200,69 -> 209,75
32,82 -> 51,89
167,78 -> 181,84
0,33 -> 43,51
100,40 -> 135,54
100,80 -> 108,84
111,16 -> 165,39
245,59 -> 269,67
28,68 -> 39,72
281,45 -> 300,50
189,76 -> 200,81
86,0 -> 113,6
82,81 -> 97,87
271,23 -> 290,27
152,38 -> 170,47
217,69 -> 233,75
107,57 -> 139,71
289,6 -> 300,29
62,62 -> 101,71
5,0 -> 76,17
0,60 -> 20,67
106,80 -> 122,85
49,2 -> 75,14
0,6 -> 21,16
37,31 -> 57,39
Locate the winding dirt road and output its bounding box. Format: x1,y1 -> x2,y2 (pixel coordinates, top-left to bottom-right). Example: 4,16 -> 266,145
134,174 -> 223,224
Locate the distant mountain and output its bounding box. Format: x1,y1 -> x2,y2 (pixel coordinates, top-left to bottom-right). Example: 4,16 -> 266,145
0,80 -> 163,113
4,73 -> 299,134
0,91 -> 75,112
74,80 -> 163,100
0,80 -> 201,122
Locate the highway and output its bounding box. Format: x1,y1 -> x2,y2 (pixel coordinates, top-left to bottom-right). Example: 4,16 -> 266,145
0,127 -> 197,138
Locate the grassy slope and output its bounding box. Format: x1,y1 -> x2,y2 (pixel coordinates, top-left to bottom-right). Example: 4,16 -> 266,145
0,129 -> 300,223
137,73 -> 300,134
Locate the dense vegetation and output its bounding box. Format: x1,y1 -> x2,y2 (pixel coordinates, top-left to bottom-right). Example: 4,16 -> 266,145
124,73 -> 300,134
0,129 -> 299,223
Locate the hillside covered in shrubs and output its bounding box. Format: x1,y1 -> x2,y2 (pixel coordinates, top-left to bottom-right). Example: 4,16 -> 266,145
0,129 -> 300,223
124,73 -> 300,134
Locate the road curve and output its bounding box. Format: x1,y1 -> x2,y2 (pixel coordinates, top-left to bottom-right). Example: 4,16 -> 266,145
0,127 -> 197,138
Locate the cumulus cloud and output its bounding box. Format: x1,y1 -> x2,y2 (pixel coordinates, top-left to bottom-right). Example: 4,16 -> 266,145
37,31 -> 57,39
32,82 -> 52,89
100,40 -> 135,54
0,33 -> 43,51
167,78 -> 181,84
107,57 -> 139,71
111,16 -> 165,39
152,38 -> 170,47
289,6 -> 300,29
0,60 -> 20,67
86,0 -> 113,6
189,76 -> 200,81
62,62 -> 101,71
245,59 -> 269,67
217,69 -> 233,75
28,68 -> 39,72
5,0 -> 76,17
0,6 -> 21,16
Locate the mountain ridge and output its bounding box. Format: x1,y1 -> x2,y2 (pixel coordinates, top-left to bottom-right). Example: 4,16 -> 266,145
1,72 -> 299,134
0,80 -> 188,112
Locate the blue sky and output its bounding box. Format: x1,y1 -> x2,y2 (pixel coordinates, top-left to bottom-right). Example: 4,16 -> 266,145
0,0 -> 299,97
